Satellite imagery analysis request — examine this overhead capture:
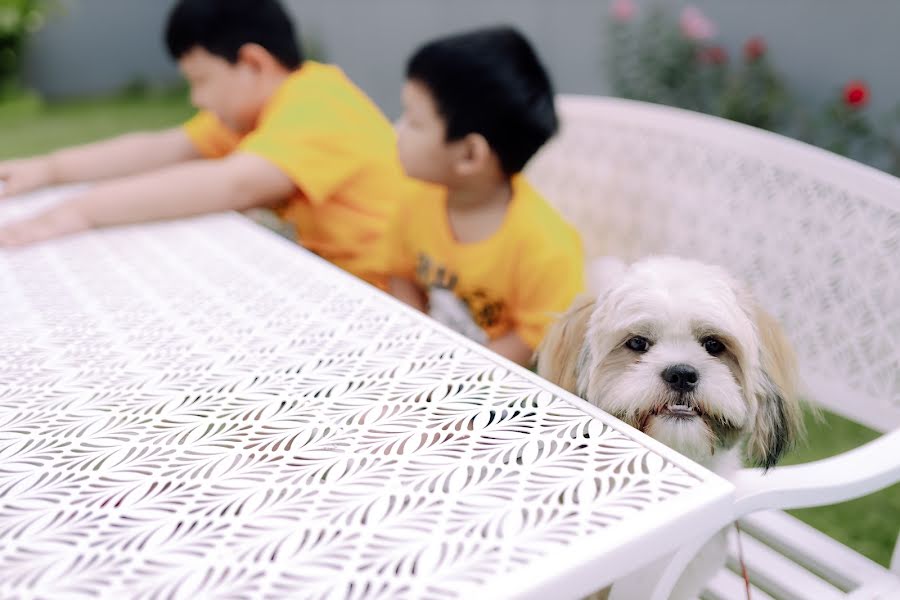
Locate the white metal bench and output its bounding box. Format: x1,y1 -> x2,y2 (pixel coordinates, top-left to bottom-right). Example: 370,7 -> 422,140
527,95 -> 900,600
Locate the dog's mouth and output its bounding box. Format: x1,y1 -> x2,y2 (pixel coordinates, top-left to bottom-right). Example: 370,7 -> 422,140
662,403 -> 700,418
652,400 -> 704,419
626,398 -> 708,432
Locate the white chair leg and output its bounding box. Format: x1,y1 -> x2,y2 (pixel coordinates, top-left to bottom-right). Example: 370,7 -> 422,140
609,528 -> 727,600
607,552 -> 675,600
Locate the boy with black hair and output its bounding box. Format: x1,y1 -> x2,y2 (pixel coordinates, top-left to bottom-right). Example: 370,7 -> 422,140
0,0 -> 408,287
385,26 -> 585,365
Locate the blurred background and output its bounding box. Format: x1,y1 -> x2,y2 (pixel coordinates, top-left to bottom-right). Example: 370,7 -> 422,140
5,0 -> 900,172
1,0 -> 898,571
14,0 -> 900,114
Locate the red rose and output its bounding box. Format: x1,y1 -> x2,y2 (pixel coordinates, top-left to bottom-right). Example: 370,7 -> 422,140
698,45 -> 728,65
843,80 -> 869,108
744,36 -> 766,62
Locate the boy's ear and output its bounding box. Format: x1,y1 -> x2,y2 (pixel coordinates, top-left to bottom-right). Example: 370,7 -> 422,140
237,43 -> 281,73
453,133 -> 493,177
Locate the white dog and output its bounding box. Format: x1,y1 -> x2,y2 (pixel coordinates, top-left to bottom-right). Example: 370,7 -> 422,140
537,256 -> 804,599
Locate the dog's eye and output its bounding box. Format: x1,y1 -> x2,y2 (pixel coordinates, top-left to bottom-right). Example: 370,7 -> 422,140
626,336 -> 650,352
702,337 -> 725,355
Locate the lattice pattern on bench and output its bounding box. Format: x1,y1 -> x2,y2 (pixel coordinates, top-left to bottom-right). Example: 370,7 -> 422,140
528,95 -> 900,432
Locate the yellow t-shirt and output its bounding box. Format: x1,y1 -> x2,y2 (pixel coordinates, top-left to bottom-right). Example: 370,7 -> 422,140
384,176 -> 585,350
183,62 -> 410,287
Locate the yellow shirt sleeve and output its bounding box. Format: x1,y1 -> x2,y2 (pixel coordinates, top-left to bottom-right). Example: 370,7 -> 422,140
182,111 -> 241,159
513,240 -> 586,350
239,90 -> 366,206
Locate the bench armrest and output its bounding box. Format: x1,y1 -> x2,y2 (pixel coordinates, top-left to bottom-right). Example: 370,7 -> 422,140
733,429 -> 900,516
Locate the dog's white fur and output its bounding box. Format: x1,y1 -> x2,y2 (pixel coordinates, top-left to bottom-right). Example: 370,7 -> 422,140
537,256 -> 804,599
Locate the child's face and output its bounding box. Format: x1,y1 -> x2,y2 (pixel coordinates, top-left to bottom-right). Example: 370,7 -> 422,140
395,80 -> 457,185
179,47 -> 264,134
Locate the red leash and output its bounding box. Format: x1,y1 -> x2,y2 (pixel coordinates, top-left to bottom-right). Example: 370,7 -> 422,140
735,522 -> 752,600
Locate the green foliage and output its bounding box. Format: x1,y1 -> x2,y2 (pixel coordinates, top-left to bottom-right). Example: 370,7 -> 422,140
0,0 -> 52,98
607,3 -> 900,177
782,408 -> 900,568
609,5 -> 729,115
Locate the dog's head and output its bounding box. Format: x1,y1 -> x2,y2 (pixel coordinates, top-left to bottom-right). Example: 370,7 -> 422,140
537,256 -> 803,470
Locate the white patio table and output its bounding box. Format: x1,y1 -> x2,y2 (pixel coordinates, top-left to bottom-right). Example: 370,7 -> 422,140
0,189 -> 734,600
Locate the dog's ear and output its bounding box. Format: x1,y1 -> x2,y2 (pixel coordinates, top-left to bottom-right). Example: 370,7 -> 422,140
535,294 -> 596,394
747,306 -> 805,470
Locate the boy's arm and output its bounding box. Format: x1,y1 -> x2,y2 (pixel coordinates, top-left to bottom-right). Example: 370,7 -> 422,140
488,332 -> 534,367
0,128 -> 201,199
389,276 -> 427,312
0,152 -> 294,246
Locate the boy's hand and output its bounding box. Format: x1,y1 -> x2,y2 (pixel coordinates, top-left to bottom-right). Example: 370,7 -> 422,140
0,157 -> 54,199
0,206 -> 90,247
487,332 -> 534,367
389,277 -> 428,312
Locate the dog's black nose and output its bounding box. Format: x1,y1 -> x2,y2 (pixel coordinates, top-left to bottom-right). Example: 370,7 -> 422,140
661,364 -> 700,393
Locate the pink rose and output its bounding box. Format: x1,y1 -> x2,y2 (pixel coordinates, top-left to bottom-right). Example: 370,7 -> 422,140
680,5 -> 717,41
610,0 -> 637,23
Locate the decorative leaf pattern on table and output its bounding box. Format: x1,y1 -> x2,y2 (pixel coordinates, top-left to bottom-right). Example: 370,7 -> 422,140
0,202 -> 707,599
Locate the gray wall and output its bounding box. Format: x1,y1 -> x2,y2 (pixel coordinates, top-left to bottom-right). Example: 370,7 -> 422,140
23,0 -> 182,98
22,0 -> 900,118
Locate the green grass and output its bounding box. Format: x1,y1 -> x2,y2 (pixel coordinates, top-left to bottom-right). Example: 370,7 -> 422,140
781,408 -> 899,568
2,90 -> 897,568
0,87 -> 194,160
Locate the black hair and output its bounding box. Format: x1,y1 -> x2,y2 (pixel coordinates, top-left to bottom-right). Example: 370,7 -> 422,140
165,0 -> 303,70
407,26 -> 558,175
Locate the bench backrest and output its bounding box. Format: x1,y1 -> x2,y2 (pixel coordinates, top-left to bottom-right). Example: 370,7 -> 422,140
527,95 -> 900,432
